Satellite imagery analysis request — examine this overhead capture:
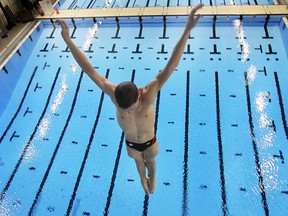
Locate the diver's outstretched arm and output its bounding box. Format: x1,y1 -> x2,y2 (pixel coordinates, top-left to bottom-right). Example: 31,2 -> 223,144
154,4 -> 203,91
58,20 -> 116,97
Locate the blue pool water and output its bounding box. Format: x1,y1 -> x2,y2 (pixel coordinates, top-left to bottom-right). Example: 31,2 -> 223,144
0,0 -> 288,215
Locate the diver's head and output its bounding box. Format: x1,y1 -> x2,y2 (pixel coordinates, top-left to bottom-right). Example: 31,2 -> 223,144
115,81 -> 139,110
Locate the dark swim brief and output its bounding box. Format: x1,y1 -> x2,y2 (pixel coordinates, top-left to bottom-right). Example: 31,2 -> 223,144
126,135 -> 157,152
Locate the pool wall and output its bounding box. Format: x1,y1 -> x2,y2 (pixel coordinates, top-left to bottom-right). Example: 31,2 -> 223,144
0,23 -> 43,117
279,18 -> 288,58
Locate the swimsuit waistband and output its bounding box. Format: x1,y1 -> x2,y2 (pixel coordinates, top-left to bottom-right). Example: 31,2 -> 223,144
126,135 -> 157,152
126,135 -> 156,146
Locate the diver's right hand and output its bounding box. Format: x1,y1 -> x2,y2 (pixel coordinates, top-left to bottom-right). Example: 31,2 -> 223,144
57,19 -> 70,40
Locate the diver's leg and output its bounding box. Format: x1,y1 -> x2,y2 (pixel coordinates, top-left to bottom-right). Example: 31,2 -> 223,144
143,141 -> 159,194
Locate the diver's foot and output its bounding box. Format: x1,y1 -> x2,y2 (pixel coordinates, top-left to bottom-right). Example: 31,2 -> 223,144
141,177 -> 150,195
148,177 -> 156,194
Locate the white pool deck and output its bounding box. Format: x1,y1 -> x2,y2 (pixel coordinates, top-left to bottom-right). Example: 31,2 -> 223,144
35,5 -> 288,19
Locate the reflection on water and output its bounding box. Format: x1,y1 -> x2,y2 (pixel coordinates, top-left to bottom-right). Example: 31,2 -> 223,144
254,91 -> 282,192
37,117 -> 51,139
255,91 -> 275,150
246,65 -> 257,84
261,155 -> 280,191
69,62 -> 78,73
241,35 -> 285,196
50,74 -> 68,114
36,74 -> 68,141
233,19 -> 250,62
260,130 -> 275,149
83,22 -> 100,52
0,195 -> 21,216
105,0 -> 112,8
255,91 -> 271,128
69,21 -> 101,73
22,143 -> 40,164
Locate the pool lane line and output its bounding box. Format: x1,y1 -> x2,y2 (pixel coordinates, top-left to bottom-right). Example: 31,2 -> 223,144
215,72 -> 229,216
244,72 -> 269,216
69,0 -> 79,9
104,69 -> 136,216
210,16 -> 220,39
274,72 -> 288,140
142,73 -> 161,216
0,66 -> 38,144
111,0 -> 117,8
87,0 -> 97,8
159,17 -> 169,39
262,16 -> 274,39
103,132 -> 125,216
28,71 -> 84,215
125,0 -> 130,7
0,67 -> 61,202
65,69 -> 110,215
46,28 -> 56,39
136,17 -> 145,39
182,70 -> 190,216
112,18 -> 121,39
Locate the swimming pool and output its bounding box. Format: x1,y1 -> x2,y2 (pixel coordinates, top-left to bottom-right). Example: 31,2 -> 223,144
0,0 -> 288,215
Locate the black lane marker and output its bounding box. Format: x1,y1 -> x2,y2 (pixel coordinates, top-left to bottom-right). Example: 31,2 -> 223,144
142,87 -> 161,216
110,0 -> 117,7
215,72 -> 228,215
71,27 -> 77,39
40,43 -> 49,52
262,16 -> 273,39
132,44 -> 143,54
157,44 -> 168,54
210,44 -> 221,55
23,107 -> 32,117
9,131 -> 19,141
125,0 -> 131,7
87,0 -> 95,8
274,72 -> 288,139
68,0 -> 79,9
182,70 -> 190,216
28,71 -> 84,215
103,132 -> 125,216
0,66 -> 38,143
184,44 -> 194,54
135,17 -> 144,39
0,67 -> 61,202
84,43 -> 94,53
210,16 -> 220,39
46,27 -> 56,39
108,44 -> 117,53
65,69 -> 110,215
103,69 -> 137,215
259,66 -> 267,76
244,72 -> 269,216
145,0 -> 150,7
112,17 -> 121,39
265,44 -> 277,55
159,17 -> 169,39
70,19 -> 77,39
2,66 -> 8,74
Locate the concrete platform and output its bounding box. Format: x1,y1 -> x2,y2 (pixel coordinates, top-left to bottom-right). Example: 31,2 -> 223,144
34,5 -> 288,19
